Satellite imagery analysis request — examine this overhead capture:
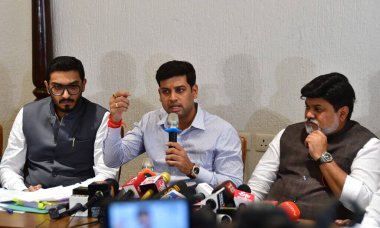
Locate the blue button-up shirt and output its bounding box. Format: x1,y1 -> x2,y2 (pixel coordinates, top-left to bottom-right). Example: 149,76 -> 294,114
103,104 -> 243,187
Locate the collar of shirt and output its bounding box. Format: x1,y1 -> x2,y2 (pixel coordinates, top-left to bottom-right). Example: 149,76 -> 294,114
156,103 -> 206,131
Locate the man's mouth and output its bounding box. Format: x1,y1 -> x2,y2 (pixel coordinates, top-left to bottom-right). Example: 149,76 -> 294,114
169,105 -> 181,112
60,99 -> 74,105
305,119 -> 320,134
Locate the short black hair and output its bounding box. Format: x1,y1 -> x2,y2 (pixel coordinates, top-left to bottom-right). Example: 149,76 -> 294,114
46,56 -> 85,81
301,72 -> 356,119
156,60 -> 196,87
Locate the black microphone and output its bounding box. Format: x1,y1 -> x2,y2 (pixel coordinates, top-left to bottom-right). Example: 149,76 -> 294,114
165,113 -> 182,147
189,183 -> 214,204
48,203 -> 70,219
237,184 -> 251,193
82,191 -> 104,211
194,187 -> 226,212
212,180 -> 237,207
63,191 -> 104,217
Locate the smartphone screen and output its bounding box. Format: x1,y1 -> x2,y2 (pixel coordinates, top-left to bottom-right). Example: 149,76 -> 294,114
106,199 -> 190,228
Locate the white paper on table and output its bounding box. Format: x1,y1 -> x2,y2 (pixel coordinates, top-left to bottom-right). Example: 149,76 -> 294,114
0,184 -> 80,202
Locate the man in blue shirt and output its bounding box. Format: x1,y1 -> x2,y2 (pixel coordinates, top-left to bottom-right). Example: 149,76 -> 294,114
103,60 -> 243,186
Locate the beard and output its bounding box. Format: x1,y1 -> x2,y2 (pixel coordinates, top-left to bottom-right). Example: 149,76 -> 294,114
58,104 -> 74,113
305,118 -> 320,134
304,117 -> 339,135
54,98 -> 77,113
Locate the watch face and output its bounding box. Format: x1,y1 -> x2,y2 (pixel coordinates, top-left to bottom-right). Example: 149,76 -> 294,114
320,152 -> 333,163
193,166 -> 200,175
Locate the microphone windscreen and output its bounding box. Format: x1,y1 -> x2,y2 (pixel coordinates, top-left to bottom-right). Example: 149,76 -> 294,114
278,201 -> 301,221
167,113 -> 179,128
195,183 -> 213,198
138,168 -> 157,177
104,178 -> 119,197
237,184 -> 251,193
160,172 -> 171,184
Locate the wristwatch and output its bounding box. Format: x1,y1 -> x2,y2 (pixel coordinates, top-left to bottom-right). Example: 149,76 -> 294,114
318,151 -> 333,164
188,164 -> 200,179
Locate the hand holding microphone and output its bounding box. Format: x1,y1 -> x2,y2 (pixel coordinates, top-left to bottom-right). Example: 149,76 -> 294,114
164,113 -> 195,175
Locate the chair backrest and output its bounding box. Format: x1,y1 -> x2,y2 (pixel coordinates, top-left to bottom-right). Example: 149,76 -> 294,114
239,134 -> 247,171
0,124 -> 3,158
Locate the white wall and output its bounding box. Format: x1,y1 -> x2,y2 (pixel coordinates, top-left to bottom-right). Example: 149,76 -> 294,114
1,1 -> 380,181
0,1 -> 33,153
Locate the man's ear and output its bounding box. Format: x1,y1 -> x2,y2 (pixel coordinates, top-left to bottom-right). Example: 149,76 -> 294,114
44,80 -> 50,95
192,84 -> 198,99
158,88 -> 162,102
339,106 -> 349,122
81,79 -> 87,92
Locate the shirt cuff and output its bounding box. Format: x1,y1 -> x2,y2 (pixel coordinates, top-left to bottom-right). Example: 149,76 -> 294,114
196,167 -> 213,184
340,175 -> 361,211
13,182 -> 28,191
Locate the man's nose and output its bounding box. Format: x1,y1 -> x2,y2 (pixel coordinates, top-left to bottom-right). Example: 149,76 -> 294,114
305,109 -> 315,119
61,88 -> 70,98
169,92 -> 177,101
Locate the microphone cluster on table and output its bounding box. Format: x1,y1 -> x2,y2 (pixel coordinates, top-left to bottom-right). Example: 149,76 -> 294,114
48,168 -> 301,228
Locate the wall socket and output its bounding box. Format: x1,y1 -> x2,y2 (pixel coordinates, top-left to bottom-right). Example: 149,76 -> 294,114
254,133 -> 275,152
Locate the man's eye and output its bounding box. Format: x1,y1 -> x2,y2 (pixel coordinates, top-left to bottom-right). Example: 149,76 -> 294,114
67,85 -> 78,89
161,89 -> 170,95
53,85 -> 63,89
176,88 -> 185,93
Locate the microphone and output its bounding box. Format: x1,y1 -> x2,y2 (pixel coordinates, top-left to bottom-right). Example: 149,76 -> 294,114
161,189 -> 188,200
237,184 -> 251,193
233,189 -> 255,207
140,172 -> 171,200
196,183 -> 214,198
48,203 -> 70,219
82,191 -> 104,212
138,167 -> 157,177
87,179 -> 119,218
212,181 -> 237,207
165,113 -> 182,147
104,178 -> 120,197
65,191 -> 104,217
152,181 -> 192,199
278,201 -> 301,221
216,214 -> 232,225
189,183 -> 214,204
141,157 -> 155,172
195,187 -> 226,212
115,173 -> 148,201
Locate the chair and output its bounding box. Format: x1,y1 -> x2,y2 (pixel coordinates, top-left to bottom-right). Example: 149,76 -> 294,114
0,124 -> 3,159
239,134 -> 247,170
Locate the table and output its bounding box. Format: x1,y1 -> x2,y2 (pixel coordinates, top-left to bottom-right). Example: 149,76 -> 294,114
0,211 -> 339,228
0,211 -> 100,228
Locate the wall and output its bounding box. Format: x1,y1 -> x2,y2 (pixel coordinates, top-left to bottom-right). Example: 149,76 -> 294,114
0,1 -> 33,156
1,1 -> 380,181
